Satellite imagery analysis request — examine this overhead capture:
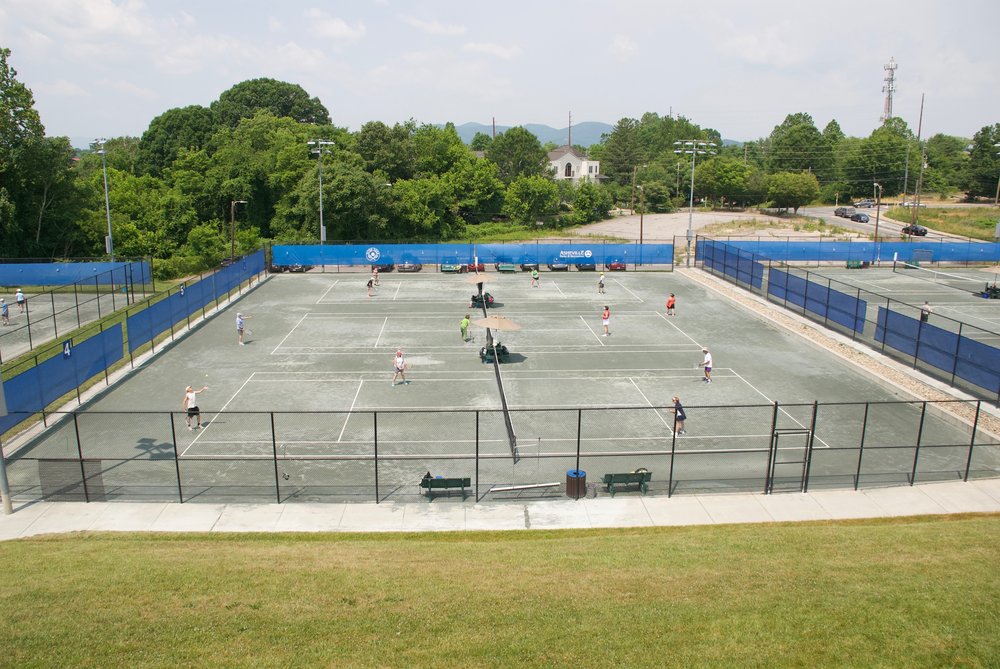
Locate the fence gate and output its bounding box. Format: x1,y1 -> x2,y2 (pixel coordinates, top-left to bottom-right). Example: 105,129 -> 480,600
765,429 -> 811,493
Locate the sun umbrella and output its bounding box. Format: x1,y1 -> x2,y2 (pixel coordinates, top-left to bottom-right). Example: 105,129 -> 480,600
472,315 -> 521,331
981,266 -> 1000,287
464,273 -> 494,284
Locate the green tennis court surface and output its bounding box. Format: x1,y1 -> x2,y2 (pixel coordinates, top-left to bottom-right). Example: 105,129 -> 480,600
10,269 -> 1000,502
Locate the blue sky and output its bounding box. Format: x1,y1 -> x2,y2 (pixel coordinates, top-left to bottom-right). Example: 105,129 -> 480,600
2,0 -> 998,148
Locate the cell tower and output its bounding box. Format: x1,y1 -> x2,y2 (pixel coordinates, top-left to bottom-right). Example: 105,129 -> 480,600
880,57 -> 897,123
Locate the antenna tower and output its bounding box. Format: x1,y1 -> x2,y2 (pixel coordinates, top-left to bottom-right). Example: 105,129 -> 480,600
880,57 -> 897,123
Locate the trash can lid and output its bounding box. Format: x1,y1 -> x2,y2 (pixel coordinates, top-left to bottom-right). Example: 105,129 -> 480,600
566,469 -> 585,477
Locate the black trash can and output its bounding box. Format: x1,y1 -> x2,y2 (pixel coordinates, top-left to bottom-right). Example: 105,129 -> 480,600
566,469 -> 586,499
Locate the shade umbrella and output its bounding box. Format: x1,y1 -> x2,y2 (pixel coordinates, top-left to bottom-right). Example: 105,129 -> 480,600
472,315 -> 521,331
464,273 -> 494,284
980,265 -> 1000,288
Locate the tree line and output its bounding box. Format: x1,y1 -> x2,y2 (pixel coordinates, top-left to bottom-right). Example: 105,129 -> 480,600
2,46 -> 998,276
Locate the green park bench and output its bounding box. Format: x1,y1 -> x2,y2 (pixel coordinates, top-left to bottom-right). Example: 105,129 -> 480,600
419,476 -> 471,500
480,344 -> 510,364
601,471 -> 652,497
845,260 -> 868,269
497,263 -> 517,273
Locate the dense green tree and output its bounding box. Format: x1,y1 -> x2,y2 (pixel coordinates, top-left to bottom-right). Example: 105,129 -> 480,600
922,133 -> 969,196
0,47 -> 44,170
211,78 -> 330,129
137,105 -> 218,177
444,155 -> 505,225
565,181 -> 613,225
411,123 -> 467,178
767,115 -> 834,182
469,132 -> 492,151
822,120 -> 845,145
485,126 -> 548,184
13,136 -> 80,254
695,156 -> 755,206
501,175 -> 559,225
962,124 -> 1000,199
354,121 -> 415,183
843,121 -> 913,198
766,171 -> 820,212
600,118 -> 645,186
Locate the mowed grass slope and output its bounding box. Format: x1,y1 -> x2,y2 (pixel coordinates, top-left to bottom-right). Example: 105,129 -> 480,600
1,515 -> 997,668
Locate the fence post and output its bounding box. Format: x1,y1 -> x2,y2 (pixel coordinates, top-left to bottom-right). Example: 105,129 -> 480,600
72,412 -> 90,502
963,401 -> 981,482
170,412 -> 183,502
575,409 -> 582,475
802,401 -> 819,493
271,412 -> 280,503
475,411 -> 480,502
910,402 -> 928,485
668,410 -> 677,497
764,401 -> 779,494
50,292 -> 58,339
373,411 -> 379,503
855,402 -> 870,490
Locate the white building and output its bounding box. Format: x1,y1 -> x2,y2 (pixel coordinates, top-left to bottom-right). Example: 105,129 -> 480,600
547,145 -> 601,182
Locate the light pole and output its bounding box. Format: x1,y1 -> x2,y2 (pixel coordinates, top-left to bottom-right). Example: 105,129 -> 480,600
230,200 -> 247,261
637,185 -> 645,245
96,138 -> 113,263
674,140 -> 716,267
873,183 -> 883,264
308,140 -> 334,243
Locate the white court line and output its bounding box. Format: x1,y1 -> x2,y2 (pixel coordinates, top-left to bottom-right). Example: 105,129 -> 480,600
337,380 -> 364,443
393,283 -> 402,300
271,313 -> 309,355
729,369 -> 830,448
629,377 -> 673,434
613,278 -> 643,301
373,317 -> 388,348
250,368 -> 715,379
657,311 -> 703,348
181,372 -> 258,456
316,279 -> 340,303
580,314 -> 604,345
553,281 -> 567,298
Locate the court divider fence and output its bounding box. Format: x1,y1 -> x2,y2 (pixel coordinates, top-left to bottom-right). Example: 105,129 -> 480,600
0,251 -> 266,441
699,238 -> 1000,403
0,260 -> 152,365
4,399 -> 998,505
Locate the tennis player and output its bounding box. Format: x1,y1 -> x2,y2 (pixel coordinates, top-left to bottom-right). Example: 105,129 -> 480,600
666,293 -> 676,316
391,349 -> 408,386
182,384 -> 208,429
699,348 -> 713,383
236,312 -> 251,345
602,306 -> 610,337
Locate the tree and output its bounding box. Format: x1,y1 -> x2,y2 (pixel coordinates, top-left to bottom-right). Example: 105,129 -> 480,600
843,122 -> 913,198
411,123 -> 467,178
923,133 -> 969,197
0,47 -> 44,171
501,175 -> 559,225
695,156 -> 756,206
566,181 -> 613,225
211,78 -> 330,128
485,127 -> 548,184
354,120 -> 415,183
766,171 -> 820,213
962,124 -> 1000,199
469,132 -> 492,151
137,105 -> 218,177
600,118 -> 645,185
767,115 -> 834,182
444,155 -> 505,225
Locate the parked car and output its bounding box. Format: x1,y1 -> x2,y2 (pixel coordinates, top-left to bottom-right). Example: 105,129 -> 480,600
373,263 -> 394,272
605,260 -> 627,271
900,201 -> 927,208
520,262 -> 539,271
853,199 -> 875,208
850,212 -> 870,223
547,261 -> 569,271
494,258 -> 517,272
576,262 -> 597,271
466,262 -> 486,273
397,259 -> 423,272
440,263 -> 466,273
271,263 -> 313,273
901,224 -> 928,236
834,207 -> 856,218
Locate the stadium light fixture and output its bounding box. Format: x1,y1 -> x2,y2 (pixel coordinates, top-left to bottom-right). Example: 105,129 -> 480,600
308,140 -> 334,243
674,140 -> 716,267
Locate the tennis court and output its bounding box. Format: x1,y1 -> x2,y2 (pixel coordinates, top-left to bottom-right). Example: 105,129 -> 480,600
9,267 -> 1000,502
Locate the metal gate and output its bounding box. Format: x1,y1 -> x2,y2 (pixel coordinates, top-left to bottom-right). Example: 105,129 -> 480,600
765,429 -> 812,493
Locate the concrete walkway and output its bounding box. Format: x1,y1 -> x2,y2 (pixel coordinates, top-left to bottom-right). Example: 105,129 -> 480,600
2,479 -> 998,540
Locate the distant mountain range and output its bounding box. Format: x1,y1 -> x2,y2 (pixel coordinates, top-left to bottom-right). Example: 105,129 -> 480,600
450,121 -> 613,148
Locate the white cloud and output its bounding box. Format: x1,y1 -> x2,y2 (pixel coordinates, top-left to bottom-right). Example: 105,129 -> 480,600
304,9 -> 366,40
717,20 -> 811,68
101,78 -> 157,101
34,79 -> 89,98
462,42 -> 520,60
399,15 -> 466,36
608,35 -> 638,63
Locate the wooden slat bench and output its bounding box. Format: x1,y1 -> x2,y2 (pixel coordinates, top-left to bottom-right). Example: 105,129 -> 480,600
601,471 -> 652,497
420,476 -> 471,500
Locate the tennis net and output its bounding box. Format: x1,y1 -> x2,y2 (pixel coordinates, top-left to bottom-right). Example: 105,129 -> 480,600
892,261 -> 986,295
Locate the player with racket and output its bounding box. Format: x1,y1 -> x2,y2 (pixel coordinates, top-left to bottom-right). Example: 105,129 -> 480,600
391,349 -> 410,386
236,312 -> 252,346
698,347 -> 712,383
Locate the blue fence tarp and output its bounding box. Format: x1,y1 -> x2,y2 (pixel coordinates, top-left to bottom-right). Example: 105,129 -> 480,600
272,243 -> 674,267
715,240 -> 1000,264
0,261 -> 152,286
768,269 -> 865,332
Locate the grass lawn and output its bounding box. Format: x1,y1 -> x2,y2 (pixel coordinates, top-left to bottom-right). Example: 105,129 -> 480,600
882,206 -> 1000,240
1,514 -> 997,667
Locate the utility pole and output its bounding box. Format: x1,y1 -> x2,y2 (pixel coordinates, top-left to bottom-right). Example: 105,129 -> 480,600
911,94 -> 925,227
674,140 -> 717,267
880,57 -> 897,124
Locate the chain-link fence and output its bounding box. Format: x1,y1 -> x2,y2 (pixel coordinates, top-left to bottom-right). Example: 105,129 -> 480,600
4,399 -> 998,504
